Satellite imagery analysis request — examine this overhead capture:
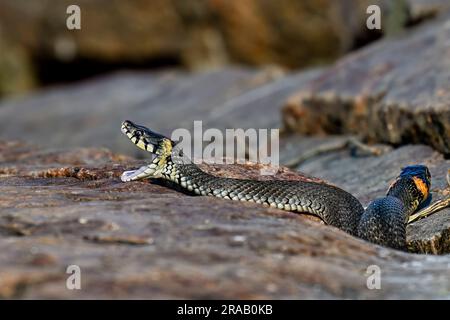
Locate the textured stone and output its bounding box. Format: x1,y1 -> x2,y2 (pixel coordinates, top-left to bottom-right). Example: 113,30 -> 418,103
282,13 -> 450,155
0,141 -> 449,299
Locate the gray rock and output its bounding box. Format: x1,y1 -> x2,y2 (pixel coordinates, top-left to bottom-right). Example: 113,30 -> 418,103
282,13 -> 450,155
0,68 -> 320,158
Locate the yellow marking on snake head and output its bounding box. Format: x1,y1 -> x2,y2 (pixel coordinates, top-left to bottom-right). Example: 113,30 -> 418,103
125,131 -> 132,139
135,139 -> 148,151
157,138 -> 172,155
413,176 -> 429,199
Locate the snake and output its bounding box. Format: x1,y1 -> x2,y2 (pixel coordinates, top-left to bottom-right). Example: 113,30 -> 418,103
120,120 -> 431,251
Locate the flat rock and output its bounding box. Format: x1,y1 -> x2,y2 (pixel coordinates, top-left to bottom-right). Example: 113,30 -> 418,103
1,141 -> 449,299
281,136 -> 450,254
282,13 -> 450,155
0,67 -> 320,158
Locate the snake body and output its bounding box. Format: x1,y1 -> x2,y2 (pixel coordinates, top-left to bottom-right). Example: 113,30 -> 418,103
120,120 -> 431,251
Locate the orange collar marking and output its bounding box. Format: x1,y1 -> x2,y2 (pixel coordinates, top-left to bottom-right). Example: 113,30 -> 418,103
413,176 -> 429,199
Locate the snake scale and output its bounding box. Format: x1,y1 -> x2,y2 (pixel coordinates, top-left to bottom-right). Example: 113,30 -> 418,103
120,120 -> 431,251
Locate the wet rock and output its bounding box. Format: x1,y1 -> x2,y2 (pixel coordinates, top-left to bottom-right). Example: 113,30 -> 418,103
282,13 -> 450,156
282,137 -> 450,254
1,141 -> 449,299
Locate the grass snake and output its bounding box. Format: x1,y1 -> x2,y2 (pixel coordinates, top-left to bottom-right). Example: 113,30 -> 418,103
120,120 -> 433,251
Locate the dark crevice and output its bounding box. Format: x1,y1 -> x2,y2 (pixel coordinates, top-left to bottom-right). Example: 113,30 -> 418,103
32,55 -> 183,87
351,28 -> 383,52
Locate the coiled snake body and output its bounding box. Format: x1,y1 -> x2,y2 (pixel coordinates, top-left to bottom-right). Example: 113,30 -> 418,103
120,120 -> 431,251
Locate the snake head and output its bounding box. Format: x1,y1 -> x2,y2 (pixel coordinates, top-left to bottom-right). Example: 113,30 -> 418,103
387,165 -> 431,214
121,120 -> 173,157
400,165 -> 431,199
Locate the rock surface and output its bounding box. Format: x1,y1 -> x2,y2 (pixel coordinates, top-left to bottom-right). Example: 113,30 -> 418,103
0,141 -> 449,299
282,12 -> 450,155
0,67 -> 321,157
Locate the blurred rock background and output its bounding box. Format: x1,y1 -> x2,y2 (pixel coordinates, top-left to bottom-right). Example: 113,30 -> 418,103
1,0 -> 448,96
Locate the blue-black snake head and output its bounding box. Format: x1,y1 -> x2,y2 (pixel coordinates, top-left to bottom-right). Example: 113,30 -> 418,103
388,165 -> 431,213
357,165 -> 431,250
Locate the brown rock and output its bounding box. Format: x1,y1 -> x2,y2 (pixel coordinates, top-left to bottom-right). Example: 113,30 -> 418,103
282,13 -> 450,155
0,0 -> 378,69
2,0 -> 446,94
408,0 -> 450,20
1,141 -> 449,299
0,36 -> 35,96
